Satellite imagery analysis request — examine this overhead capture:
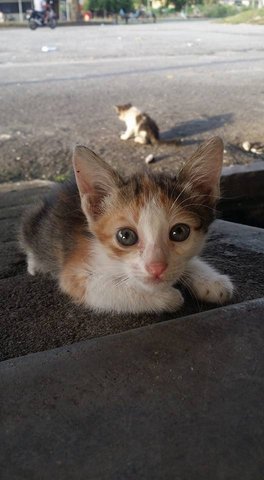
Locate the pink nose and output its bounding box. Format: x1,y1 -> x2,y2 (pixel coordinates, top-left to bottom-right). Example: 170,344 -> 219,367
146,262 -> 168,279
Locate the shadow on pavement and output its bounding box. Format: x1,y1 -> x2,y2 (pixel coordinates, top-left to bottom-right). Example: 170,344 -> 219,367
162,112 -> 233,139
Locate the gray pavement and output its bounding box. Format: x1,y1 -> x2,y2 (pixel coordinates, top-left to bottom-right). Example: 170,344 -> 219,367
1,21 -> 264,182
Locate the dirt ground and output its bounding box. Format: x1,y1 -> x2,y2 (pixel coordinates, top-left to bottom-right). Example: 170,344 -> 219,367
0,21 -> 263,183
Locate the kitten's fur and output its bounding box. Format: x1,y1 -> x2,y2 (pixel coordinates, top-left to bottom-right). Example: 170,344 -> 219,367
20,137 -> 233,314
115,103 -> 181,146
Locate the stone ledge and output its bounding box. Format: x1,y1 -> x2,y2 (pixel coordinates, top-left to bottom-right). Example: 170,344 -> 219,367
1,298 -> 263,480
0,179 -> 54,194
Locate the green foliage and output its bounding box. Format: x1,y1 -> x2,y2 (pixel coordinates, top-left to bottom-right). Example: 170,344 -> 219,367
53,173 -> 70,183
223,7 -> 264,24
202,0 -> 218,6
167,0 -> 185,11
157,7 -> 176,15
200,3 -> 240,17
84,0 -> 134,13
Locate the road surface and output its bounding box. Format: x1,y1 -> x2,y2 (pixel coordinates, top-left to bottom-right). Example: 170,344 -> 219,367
0,20 -> 263,182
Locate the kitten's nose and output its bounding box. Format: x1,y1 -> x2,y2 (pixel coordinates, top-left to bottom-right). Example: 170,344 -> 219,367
146,262 -> 168,279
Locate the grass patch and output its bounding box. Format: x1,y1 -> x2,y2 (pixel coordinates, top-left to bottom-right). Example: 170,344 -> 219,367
200,4 -> 240,18
52,173 -> 70,183
222,8 -> 264,24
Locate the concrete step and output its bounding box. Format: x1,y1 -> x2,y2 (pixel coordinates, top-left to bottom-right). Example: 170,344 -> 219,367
1,297 -> 264,479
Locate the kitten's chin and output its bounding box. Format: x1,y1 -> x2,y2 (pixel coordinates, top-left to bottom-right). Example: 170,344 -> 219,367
138,277 -> 171,293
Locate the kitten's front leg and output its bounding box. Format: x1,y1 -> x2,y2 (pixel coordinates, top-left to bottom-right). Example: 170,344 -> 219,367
184,257 -> 234,304
120,129 -> 134,140
26,251 -> 41,275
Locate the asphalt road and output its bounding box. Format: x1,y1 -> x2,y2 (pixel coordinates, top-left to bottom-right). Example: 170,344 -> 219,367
0,20 -> 263,182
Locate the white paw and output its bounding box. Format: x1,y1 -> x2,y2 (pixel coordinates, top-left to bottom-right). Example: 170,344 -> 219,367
194,274 -> 234,304
145,154 -> 155,164
27,253 -> 37,276
120,133 -> 128,140
27,265 -> 36,276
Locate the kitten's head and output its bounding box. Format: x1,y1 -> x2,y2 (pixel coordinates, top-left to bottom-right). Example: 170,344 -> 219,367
114,103 -> 132,120
73,138 -> 223,291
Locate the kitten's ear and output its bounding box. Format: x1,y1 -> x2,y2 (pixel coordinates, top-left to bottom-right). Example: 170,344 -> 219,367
179,137 -> 224,202
73,145 -> 121,220
114,105 -> 120,113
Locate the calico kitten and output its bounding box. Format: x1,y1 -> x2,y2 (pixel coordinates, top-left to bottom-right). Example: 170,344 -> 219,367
115,103 -> 181,146
20,137 -> 233,314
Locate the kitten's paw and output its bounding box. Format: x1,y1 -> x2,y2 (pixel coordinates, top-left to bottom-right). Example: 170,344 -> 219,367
194,274 -> 234,304
27,253 -> 37,276
120,133 -> 128,140
134,136 -> 147,145
27,265 -> 36,276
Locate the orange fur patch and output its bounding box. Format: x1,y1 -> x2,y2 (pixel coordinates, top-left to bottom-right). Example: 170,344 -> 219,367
59,233 -> 90,304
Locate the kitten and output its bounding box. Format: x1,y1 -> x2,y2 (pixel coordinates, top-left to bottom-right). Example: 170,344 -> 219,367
20,137 -> 233,314
115,103 -> 181,146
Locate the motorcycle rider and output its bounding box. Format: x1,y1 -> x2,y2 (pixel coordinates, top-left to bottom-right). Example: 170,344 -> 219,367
32,0 -> 53,24
43,1 -> 54,23
27,0 -> 56,28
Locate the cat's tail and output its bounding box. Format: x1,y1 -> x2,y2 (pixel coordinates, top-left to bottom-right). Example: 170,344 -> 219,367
147,129 -> 182,147
145,130 -> 182,164
157,138 -> 182,146
145,138 -> 182,164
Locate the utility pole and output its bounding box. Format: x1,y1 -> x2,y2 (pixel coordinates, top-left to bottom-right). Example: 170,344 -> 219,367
18,0 -> 23,22
66,0 -> 70,20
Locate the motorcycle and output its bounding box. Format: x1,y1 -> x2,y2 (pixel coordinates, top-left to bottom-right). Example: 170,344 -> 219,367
26,6 -> 57,30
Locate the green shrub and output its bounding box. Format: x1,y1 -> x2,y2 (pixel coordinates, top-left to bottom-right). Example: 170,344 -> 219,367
83,0 -> 134,14
200,4 -> 241,18
223,8 -> 264,24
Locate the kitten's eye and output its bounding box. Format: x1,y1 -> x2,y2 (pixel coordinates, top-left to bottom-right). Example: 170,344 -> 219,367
116,228 -> 138,247
169,224 -> 190,242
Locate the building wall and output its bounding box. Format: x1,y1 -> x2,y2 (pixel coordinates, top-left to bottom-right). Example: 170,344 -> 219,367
0,0 -> 32,19
0,0 -> 59,19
